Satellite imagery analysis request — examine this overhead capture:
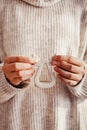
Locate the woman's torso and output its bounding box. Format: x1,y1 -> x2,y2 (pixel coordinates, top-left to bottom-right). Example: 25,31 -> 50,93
0,0 -> 87,130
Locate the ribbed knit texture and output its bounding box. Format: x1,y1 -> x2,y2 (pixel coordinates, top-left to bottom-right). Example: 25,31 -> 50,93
0,0 -> 87,130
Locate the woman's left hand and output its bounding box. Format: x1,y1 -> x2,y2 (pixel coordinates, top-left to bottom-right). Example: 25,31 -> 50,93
51,55 -> 86,86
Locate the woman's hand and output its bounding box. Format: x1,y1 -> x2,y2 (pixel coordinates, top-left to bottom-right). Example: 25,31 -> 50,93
2,56 -> 37,86
51,55 -> 86,86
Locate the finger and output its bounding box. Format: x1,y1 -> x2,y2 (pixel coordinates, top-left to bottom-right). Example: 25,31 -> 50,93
52,55 -> 84,67
5,69 -> 35,80
4,56 -> 37,64
57,74 -> 78,86
10,74 -> 33,86
54,67 -> 82,81
52,60 -> 85,74
3,63 -> 32,72
13,69 -> 35,78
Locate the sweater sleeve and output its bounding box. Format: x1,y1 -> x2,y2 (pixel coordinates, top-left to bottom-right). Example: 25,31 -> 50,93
0,34 -> 23,103
0,5 -> 24,103
0,63 -> 22,103
67,4 -> 87,98
67,62 -> 87,98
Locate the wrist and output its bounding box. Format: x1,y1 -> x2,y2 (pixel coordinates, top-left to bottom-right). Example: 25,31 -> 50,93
6,77 -> 30,89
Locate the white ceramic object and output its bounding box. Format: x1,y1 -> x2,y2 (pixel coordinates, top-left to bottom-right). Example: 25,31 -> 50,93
34,59 -> 55,88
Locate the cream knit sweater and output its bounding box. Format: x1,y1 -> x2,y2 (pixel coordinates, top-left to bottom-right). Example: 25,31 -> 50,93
0,0 -> 87,130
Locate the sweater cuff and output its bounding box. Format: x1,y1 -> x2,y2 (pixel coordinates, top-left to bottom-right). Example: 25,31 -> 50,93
67,63 -> 87,98
6,77 -> 30,89
0,63 -> 22,103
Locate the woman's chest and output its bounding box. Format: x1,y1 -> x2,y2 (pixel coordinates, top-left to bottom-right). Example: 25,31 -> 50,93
2,3 -> 81,58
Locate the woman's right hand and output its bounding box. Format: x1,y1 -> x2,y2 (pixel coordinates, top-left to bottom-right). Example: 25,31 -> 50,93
2,56 -> 37,87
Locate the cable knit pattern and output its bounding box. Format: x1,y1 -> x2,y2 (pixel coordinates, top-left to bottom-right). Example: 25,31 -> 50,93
0,0 -> 87,130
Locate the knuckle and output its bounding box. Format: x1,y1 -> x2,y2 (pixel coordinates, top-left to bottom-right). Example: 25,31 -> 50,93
68,74 -> 73,79
13,63 -> 18,70
17,71 -> 21,77
15,56 -> 20,62
69,65 -> 73,71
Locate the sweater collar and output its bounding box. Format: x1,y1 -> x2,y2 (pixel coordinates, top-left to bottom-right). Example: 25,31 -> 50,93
22,0 -> 61,7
